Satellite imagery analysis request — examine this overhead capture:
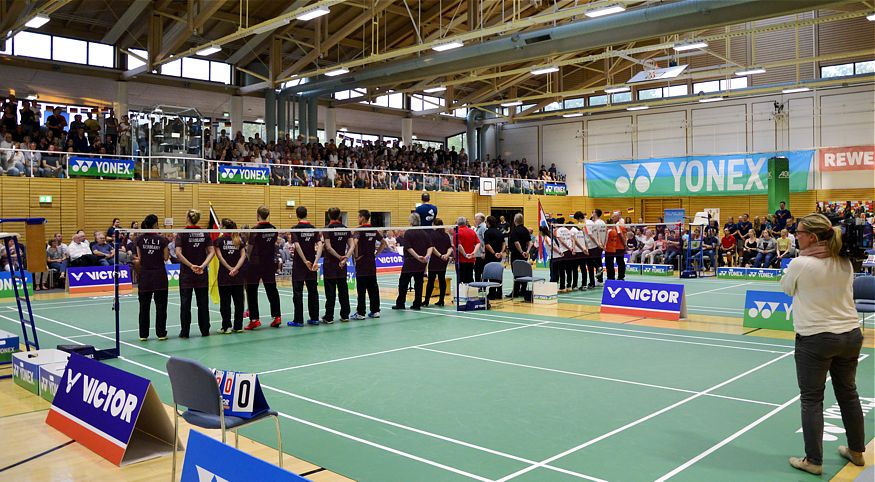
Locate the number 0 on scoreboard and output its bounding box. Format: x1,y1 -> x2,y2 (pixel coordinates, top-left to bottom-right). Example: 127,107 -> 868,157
211,369 -> 271,419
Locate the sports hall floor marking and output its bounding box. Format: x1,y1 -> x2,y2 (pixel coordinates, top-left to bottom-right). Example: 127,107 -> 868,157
493,350 -> 797,482
0,440 -> 75,473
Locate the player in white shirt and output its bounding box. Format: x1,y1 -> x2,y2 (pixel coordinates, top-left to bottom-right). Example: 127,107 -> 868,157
570,212 -> 590,290
553,219 -> 574,292
588,209 -> 608,286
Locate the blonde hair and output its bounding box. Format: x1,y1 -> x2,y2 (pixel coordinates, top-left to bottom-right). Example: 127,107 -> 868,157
221,218 -> 241,247
798,213 -> 842,257
187,208 -> 201,225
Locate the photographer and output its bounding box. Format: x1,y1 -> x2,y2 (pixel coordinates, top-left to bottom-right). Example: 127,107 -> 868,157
781,213 -> 865,475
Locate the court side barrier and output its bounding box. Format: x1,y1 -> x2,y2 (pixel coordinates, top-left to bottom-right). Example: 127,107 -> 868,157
67,265 -> 133,295
181,430 -> 309,482
625,263 -> 674,276
600,279 -> 688,321
742,290 -> 794,331
717,266 -> 784,281
0,270 -> 31,298
46,353 -> 179,466
13,348 -> 68,396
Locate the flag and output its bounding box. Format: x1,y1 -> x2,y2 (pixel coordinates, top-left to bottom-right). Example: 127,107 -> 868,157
537,200 -> 549,267
208,203 -> 221,304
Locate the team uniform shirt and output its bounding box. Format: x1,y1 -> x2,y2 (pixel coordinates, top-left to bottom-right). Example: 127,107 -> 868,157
583,220 -> 600,253
400,229 -> 430,273
214,235 -> 246,286
592,220 -> 608,248
554,227 -> 572,258
353,225 -> 383,277
248,221 -> 278,283
322,221 -> 351,280
415,203 -> 438,226
509,224 -> 531,259
454,226 -> 479,264
570,227 -> 587,258
291,221 -> 320,281
605,226 -> 627,254
175,227 -> 210,288
136,233 -> 168,292
428,230 -> 452,271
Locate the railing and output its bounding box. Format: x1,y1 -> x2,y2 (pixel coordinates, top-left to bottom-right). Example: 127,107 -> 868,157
0,148 -> 567,194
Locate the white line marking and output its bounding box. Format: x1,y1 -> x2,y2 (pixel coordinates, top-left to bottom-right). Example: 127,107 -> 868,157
684,282 -> 754,297
416,347 -> 781,408
494,350 -> 796,482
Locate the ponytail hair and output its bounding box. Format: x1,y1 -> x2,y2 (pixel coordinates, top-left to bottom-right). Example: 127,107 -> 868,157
142,214 -> 159,230
187,208 -> 201,225
221,218 -> 241,247
799,213 -> 842,257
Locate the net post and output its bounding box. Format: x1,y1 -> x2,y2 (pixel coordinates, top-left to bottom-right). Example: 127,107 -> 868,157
454,226 -> 460,312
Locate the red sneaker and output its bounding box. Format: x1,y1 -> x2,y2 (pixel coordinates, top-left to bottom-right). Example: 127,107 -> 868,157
243,310 -> 250,319
270,317 -> 282,328
244,320 -> 261,330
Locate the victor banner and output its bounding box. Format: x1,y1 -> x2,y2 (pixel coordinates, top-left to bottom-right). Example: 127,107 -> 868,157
584,150 -> 814,198
218,165 -> 270,184
69,157 -> 136,179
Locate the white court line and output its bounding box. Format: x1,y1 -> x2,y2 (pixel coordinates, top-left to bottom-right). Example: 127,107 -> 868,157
685,281 -> 754,297
494,350 -> 796,481
417,347 -> 780,408
0,311 -> 603,481
655,353 -> 870,481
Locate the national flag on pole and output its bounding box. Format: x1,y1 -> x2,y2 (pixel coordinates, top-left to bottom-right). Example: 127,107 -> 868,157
537,200 -> 549,267
208,203 -> 221,304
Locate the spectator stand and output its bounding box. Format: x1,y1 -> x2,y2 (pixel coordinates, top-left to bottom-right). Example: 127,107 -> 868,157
0,217 -> 45,365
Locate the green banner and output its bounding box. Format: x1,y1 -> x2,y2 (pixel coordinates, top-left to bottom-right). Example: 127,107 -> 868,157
717,267 -> 783,281
218,165 -> 270,184
69,157 -> 136,179
768,156 -> 790,213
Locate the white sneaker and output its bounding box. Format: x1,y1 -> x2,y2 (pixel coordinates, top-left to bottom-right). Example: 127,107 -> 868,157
350,313 -> 366,320
368,311 -> 381,318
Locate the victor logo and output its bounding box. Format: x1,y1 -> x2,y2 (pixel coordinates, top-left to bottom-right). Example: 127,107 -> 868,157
608,286 -> 678,303
615,162 -> 660,194
70,272 -> 84,282
747,301 -> 792,320
196,466 -> 229,482
64,369 -> 139,423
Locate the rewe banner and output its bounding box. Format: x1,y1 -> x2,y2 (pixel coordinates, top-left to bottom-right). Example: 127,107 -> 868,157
69,157 -> 136,179
218,165 -> 270,184
584,150 -> 814,197
819,145 -> 874,172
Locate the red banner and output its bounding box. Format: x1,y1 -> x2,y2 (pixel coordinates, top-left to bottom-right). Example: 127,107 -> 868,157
819,145 -> 875,172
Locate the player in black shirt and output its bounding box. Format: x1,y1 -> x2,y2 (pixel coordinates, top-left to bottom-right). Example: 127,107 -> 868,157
215,218 -> 247,333
351,210 -> 386,320
508,213 -> 531,298
290,206 -> 323,326
321,207 -> 354,323
244,206 -> 282,330
135,214 -> 169,340
175,209 -> 215,338
392,213 -> 430,310
423,219 -> 453,307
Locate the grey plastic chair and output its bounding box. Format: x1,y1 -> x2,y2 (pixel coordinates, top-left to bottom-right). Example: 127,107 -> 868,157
166,357 -> 282,481
511,260 -> 546,302
469,261 -> 504,309
853,275 -> 875,324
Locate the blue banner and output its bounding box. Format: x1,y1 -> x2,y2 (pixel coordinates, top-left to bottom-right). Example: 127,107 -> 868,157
68,265 -> 133,293
600,279 -> 687,320
743,290 -> 794,331
717,267 -> 783,280
663,209 -> 686,225
69,157 -> 136,179
0,270 -> 32,298
545,182 -> 568,196
181,430 -> 309,482
218,164 -> 270,184
376,252 -> 404,272
584,150 -> 814,197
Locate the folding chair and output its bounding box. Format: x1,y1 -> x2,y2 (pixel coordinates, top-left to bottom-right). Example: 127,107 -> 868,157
469,261 -> 504,310
853,275 -> 875,326
511,259 -> 545,301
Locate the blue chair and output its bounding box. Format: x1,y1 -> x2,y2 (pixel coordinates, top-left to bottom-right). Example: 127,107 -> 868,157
469,262 -> 504,309
166,357 -> 283,481
853,275 -> 875,325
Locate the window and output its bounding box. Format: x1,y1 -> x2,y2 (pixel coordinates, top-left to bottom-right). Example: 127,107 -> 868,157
127,48 -> 147,69
387,92 -> 404,109
13,31 -> 51,59
520,104 -> 535,113
638,87 -> 662,100
543,101 -> 562,112
692,78 -> 746,95
411,94 -> 444,111
564,98 -> 585,109
453,107 -> 468,118
210,61 -> 232,84
88,42 -> 114,68
611,92 -> 632,104
447,132 -> 466,152
182,57 -> 210,81
589,95 -> 607,106
726,77 -> 747,90
334,89 -> 365,101
161,58 -> 182,76
821,63 -> 854,78
693,80 -> 720,94
52,36 -> 87,64
638,85 -> 688,100
855,60 -> 875,74
666,85 -> 688,97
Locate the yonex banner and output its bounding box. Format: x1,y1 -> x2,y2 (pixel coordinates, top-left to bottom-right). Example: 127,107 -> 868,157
13,349 -> 69,395
742,290 -> 794,331
212,369 -> 271,419
39,362 -> 67,403
67,265 -> 133,294
181,430 -> 310,482
316,259 -> 356,289
375,252 -> 404,273
0,270 -> 32,298
626,263 -> 674,276
218,165 -> 270,184
46,354 -> 178,466
600,280 -> 687,320
0,329 -> 18,364
545,182 -> 568,196
584,150 -> 814,197
166,263 -> 181,288
717,267 -> 783,281
69,157 -> 136,179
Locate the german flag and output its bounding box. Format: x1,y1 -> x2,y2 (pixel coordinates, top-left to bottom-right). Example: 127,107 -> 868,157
208,203 -> 221,304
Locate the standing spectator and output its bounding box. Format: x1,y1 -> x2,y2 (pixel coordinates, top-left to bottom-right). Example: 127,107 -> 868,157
508,213 -> 531,298
604,213 -> 627,280
351,209 -> 386,320
118,114 -> 131,155
104,110 -> 119,151
84,111 -> 100,142
175,209 -> 215,338
473,213 -> 487,281
392,213 -> 429,310
136,214 -> 170,341
107,218 -> 121,238
423,218 -> 452,307
415,192 -> 437,226
454,217 -> 479,284
45,107 -> 67,139
775,201 -> 791,231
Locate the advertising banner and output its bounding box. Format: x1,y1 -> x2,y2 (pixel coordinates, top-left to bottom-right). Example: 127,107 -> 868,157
166,263 -> 181,288
218,165 -> 270,184
13,349 -> 69,395
316,259 -> 356,289
544,182 -> 568,196
181,430 -> 310,482
600,280 -> 687,320
0,271 -> 32,298
67,265 -> 133,294
768,157 -> 789,214
0,329 -> 18,363
626,263 -> 674,276
375,251 -> 404,273
742,290 -> 794,331
46,354 -> 178,466
69,157 -> 136,179
717,267 -> 783,281
39,362 -> 67,403
819,145 -> 874,172
584,150 -> 814,198
663,209 -> 686,225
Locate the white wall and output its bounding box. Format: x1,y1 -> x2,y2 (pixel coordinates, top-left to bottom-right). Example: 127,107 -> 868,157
636,111 -> 687,158
541,122 -> 584,195
586,116 -> 633,161
818,90 -> 875,189
499,125 -> 539,164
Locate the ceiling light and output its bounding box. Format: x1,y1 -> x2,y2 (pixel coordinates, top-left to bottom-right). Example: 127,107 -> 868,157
604,86 -> 630,94
584,4 -> 626,18
252,18 -> 291,35
432,41 -> 464,52
26,94 -> 38,100
501,100 -> 522,107
423,86 -> 447,93
673,41 -> 708,52
531,66 -> 560,75
411,135 -> 418,139
562,113 -> 583,118
782,87 -> 811,94
339,127 -> 348,131
734,67 -> 766,76
325,68 -> 349,77
296,7 -> 330,21
222,112 -> 230,117
256,117 -> 264,123
626,105 -> 649,111
867,13 -> 875,21
699,96 -> 724,103
25,13 -> 50,29
196,45 -> 222,56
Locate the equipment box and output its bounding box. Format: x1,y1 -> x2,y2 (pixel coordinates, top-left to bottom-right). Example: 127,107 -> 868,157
39,362 -> 68,403
12,349 -> 70,395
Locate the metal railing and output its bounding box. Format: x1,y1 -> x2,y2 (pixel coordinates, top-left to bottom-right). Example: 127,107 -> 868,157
0,147 -> 567,194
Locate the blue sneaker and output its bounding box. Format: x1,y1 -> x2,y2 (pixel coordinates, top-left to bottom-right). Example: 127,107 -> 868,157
367,311 -> 381,318
307,319 -> 320,326
287,321 -> 304,327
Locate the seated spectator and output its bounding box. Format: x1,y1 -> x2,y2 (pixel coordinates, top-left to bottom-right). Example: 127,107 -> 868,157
701,229 -> 718,269
718,228 -> 737,266
630,229 -> 654,263
753,230 -> 776,268
91,233 -> 114,265
46,238 -> 68,279
739,231 -> 758,267
68,230 -> 102,267
663,230 -> 681,267
775,228 -> 796,264
646,233 -> 666,264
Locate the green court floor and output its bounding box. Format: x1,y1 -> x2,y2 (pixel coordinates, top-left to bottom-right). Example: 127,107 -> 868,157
1,274 -> 873,481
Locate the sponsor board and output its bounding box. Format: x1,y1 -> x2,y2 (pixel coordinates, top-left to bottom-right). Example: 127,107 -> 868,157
316,259 -> 356,289
600,280 -> 687,320
0,329 -> 19,364
717,266 -> 783,280
181,430 -> 309,482
663,208 -> 686,225
0,270 -> 33,298
39,362 -> 68,403
584,150 -> 814,197
819,145 -> 874,172
13,349 -> 69,395
67,265 -> 133,294
46,354 -> 178,466
626,263 -> 674,276
166,263 -> 180,288
218,165 -> 270,184
742,290 -> 794,331
544,182 -> 568,196
69,157 -> 136,179
211,369 -> 271,419
376,252 -> 404,273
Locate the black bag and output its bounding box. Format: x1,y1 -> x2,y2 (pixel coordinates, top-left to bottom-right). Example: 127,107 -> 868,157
57,344 -> 96,359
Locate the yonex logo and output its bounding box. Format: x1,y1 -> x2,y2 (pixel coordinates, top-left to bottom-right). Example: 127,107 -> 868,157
747,301 -> 792,320
71,159 -> 94,173
615,162 -> 660,194
166,269 -> 180,281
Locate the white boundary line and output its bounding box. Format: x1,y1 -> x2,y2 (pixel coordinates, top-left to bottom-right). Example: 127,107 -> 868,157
493,350 -> 796,482
416,347 -> 781,408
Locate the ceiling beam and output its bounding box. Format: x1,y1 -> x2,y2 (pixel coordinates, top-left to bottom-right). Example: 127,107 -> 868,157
102,0 -> 152,44
226,1 -> 310,65
155,0 -> 225,62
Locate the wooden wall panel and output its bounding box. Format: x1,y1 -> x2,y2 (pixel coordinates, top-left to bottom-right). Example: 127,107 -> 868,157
198,184 -> 266,227
168,184 -> 193,228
